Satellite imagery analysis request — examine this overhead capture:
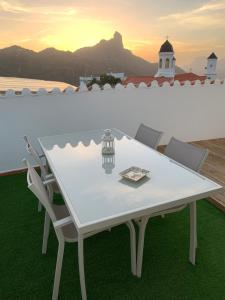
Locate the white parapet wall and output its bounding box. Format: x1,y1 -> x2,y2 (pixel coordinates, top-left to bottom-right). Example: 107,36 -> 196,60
0,80 -> 225,173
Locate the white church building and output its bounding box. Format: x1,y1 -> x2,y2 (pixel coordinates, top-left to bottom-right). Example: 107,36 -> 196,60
155,40 -> 176,78
205,52 -> 218,81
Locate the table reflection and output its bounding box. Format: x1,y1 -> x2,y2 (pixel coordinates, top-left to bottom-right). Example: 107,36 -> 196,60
102,154 -> 115,174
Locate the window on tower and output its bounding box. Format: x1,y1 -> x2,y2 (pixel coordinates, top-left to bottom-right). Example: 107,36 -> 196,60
165,58 -> 170,68
159,58 -> 162,68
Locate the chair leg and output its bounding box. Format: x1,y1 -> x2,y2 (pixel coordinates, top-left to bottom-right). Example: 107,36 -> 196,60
52,240 -> 65,300
195,231 -> 198,249
195,202 -> 198,249
137,216 -> 149,278
38,200 -> 42,212
126,221 -> 136,276
78,235 -> 87,300
189,201 -> 197,265
42,211 -> 51,254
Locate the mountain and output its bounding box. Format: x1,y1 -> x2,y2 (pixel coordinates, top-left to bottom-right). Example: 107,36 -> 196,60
0,32 -> 184,85
182,56 -> 206,75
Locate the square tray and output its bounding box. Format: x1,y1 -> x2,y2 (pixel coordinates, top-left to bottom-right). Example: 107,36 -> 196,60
120,166 -> 150,182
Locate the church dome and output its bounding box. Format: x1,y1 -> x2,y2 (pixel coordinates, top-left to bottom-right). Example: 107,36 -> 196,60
208,52 -> 217,59
159,40 -> 174,53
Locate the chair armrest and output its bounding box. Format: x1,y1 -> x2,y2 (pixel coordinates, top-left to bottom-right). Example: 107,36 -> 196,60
45,173 -> 55,180
53,216 -> 73,229
43,177 -> 56,186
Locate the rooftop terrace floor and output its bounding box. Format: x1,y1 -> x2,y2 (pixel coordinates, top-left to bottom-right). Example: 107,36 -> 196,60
1,173 -> 225,299
191,138 -> 225,213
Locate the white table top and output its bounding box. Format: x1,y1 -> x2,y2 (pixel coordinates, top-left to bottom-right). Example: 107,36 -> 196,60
39,129 -> 222,234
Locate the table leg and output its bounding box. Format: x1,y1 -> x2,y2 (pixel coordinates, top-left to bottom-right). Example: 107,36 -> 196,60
189,201 -> 197,265
78,235 -> 87,300
126,221 -> 137,275
136,216 -> 149,278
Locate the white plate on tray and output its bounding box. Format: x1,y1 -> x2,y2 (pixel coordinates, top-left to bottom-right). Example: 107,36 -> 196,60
120,166 -> 150,182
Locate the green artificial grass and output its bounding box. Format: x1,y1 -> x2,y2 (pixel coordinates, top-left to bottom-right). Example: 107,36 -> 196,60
0,173 -> 225,300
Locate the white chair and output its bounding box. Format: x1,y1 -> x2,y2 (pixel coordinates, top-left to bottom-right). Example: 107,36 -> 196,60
136,137 -> 208,277
24,136 -> 60,211
23,159 -> 136,300
135,124 -> 163,149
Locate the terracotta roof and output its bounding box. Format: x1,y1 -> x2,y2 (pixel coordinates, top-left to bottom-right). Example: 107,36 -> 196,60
160,40 -> 174,53
175,73 -> 207,83
208,52 -> 217,59
123,73 -> 207,86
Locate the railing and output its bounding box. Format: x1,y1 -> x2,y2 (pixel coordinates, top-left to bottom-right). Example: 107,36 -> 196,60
0,79 -> 225,173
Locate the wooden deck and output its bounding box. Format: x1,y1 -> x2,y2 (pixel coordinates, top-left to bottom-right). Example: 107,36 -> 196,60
158,138 -> 225,213
191,139 -> 225,213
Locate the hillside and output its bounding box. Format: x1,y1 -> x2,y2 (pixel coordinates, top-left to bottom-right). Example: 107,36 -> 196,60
0,32 -> 184,85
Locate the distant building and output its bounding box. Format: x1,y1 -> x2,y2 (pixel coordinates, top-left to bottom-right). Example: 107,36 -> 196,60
107,72 -> 125,80
123,39 -> 218,86
205,52 -> 218,81
79,72 -> 125,85
79,75 -> 98,85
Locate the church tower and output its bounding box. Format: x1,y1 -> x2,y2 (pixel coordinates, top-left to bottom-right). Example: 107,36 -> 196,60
155,40 -> 175,78
205,52 -> 217,81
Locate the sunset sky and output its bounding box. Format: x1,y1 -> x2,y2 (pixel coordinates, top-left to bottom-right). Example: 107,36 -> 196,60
0,0 -> 225,67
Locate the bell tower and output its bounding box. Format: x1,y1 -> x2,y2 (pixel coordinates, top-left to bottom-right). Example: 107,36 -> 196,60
205,52 -> 217,81
155,39 -> 175,78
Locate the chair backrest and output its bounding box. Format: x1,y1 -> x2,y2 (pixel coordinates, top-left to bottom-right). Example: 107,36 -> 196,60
164,137 -> 208,172
135,123 -> 163,149
24,136 -> 47,179
23,159 -> 57,222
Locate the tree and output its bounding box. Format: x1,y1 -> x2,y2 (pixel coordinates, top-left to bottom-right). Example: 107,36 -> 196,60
87,74 -> 121,88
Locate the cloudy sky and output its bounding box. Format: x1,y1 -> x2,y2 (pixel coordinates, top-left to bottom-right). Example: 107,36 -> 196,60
0,0 -> 225,67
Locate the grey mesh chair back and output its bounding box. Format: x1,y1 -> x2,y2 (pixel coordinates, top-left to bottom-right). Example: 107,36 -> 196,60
135,124 -> 163,149
23,159 -> 57,222
164,137 -> 208,172
24,135 -> 47,179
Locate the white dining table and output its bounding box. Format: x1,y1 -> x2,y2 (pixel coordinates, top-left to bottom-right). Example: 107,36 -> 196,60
39,128 -> 222,234
38,128 -> 222,291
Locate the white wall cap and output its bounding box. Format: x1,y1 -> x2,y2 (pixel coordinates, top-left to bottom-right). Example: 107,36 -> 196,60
37,88 -> 48,95
64,86 -> 75,94
21,88 -> 32,96
150,80 -> 159,87
214,79 -> 221,85
51,87 -> 62,94
173,80 -> 181,87
115,83 -> 124,90
184,80 -> 191,86
91,83 -> 101,91
126,83 -> 136,89
162,81 -> 171,87
138,82 -> 148,88
204,79 -> 211,85
194,80 -> 201,86
5,89 -> 16,97
103,83 -> 112,90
